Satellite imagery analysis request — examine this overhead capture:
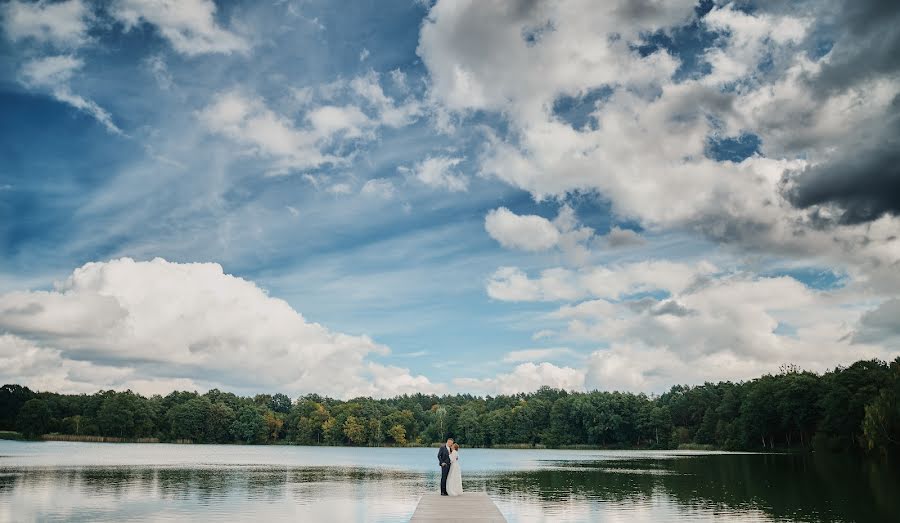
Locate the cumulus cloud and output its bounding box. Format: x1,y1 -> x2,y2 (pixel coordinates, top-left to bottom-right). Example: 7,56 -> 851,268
784,134 -> 900,225
454,362 -> 585,395
18,55 -> 123,135
406,156 -> 468,192
419,0 -> 900,289
701,4 -> 808,85
111,0 -> 249,56
0,334 -> 197,395
487,266 -> 580,302
197,91 -> 346,173
0,258 -> 440,398
485,205 -> 595,264
519,263 -> 899,392
1,0 -> 91,47
485,207 -> 559,251
852,298 -> 900,345
306,105 -> 370,138
487,260 -> 715,303
418,0 -> 690,114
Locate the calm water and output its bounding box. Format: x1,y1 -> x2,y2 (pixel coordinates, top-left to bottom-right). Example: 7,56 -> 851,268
0,442 -> 896,522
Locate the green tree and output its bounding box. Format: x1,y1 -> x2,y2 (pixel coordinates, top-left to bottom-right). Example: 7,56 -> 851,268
367,418 -> 384,446
862,389 -> 899,455
207,402 -> 236,443
322,416 -> 340,445
232,406 -> 267,444
270,393 -> 292,414
167,397 -> 212,442
16,398 -> 51,437
97,394 -> 136,438
343,415 -> 366,445
1,384 -> 36,431
264,411 -> 285,442
388,424 -> 407,445
862,359 -> 900,455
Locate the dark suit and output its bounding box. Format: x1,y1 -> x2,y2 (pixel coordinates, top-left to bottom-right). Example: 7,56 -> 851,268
437,444 -> 451,495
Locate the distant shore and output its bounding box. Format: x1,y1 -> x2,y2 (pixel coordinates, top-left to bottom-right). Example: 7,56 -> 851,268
2,432 -> 726,452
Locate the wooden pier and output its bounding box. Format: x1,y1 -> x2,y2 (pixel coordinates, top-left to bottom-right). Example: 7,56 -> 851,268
410,492 -> 506,522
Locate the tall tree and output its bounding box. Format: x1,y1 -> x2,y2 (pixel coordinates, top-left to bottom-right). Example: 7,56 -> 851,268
16,398 -> 51,438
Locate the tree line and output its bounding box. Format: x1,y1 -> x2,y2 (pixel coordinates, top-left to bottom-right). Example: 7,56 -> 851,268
2,357 -> 898,456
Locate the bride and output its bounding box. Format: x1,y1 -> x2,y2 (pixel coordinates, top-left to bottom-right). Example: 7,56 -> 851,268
447,443 -> 463,496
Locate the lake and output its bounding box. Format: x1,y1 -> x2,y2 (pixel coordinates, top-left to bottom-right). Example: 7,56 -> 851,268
0,441 -> 896,522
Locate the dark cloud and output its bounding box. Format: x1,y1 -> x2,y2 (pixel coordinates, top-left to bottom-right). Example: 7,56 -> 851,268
652,300 -> 694,317
749,0 -> 900,95
765,0 -> 900,225
783,130 -> 900,225
605,226 -> 646,248
796,0 -> 900,95
626,297 -> 695,317
627,297 -> 658,313
852,298 -> 900,343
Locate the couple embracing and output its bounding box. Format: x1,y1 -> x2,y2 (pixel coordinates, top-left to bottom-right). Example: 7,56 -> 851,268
437,437 -> 463,496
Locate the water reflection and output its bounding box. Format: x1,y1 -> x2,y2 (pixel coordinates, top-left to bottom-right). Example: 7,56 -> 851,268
0,443 -> 897,522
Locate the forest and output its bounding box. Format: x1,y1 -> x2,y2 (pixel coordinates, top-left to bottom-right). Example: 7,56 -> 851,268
2,357 -> 898,456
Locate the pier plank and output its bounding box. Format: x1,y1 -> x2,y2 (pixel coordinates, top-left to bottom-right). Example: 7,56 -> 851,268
410,492 -> 506,522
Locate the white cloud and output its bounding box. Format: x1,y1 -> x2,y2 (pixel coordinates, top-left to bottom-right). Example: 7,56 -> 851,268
19,55 -> 123,135
454,362 -> 585,395
197,91 -> 342,173
418,0 -> 690,114
306,105 -> 371,138
485,207 -> 559,251
359,47 -> 369,61
408,156 -> 468,192
111,0 -> 249,56
350,71 -> 421,127
485,205 -> 595,264
1,0 -> 91,47
0,334 -> 196,395
0,258 -> 441,398
487,260 -> 715,303
19,54 -> 81,86
200,74 -> 424,174
702,5 -> 808,85
534,267 -> 899,392
419,0 -> 900,290
487,266 -> 582,302
360,178 -> 396,199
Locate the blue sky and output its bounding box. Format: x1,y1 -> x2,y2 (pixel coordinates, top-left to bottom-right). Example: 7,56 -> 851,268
1,0 -> 899,398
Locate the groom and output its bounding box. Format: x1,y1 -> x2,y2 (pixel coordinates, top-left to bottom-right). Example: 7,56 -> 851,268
437,437 -> 453,496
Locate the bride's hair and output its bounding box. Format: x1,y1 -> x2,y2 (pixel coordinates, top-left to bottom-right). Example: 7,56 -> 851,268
452,443 -> 459,450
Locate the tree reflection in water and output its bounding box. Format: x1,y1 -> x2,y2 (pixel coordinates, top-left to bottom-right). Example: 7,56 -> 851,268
1,453 -> 897,522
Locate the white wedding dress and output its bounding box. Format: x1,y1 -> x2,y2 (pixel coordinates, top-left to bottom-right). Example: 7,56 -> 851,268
447,450 -> 463,496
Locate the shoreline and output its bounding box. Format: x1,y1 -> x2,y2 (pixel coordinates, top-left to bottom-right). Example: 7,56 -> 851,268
0,434 -> 786,453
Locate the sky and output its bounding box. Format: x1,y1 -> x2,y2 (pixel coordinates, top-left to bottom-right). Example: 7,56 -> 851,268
1,0 -> 899,399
